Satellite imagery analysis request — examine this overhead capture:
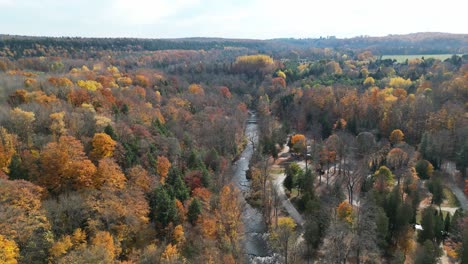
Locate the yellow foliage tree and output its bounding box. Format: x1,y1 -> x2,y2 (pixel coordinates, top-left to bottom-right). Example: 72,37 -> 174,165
0,234 -> 19,264
173,225 -> 185,244
389,77 -> 412,89
49,235 -> 73,258
50,112 -> 66,138
337,201 -> 354,224
216,185 -> 242,252
0,127 -> 16,173
117,77 -> 132,87
271,217 -> 296,263
76,80 -> 103,91
91,133 -> 116,160
161,243 -> 180,263
363,76 -> 375,87
91,231 -> 119,261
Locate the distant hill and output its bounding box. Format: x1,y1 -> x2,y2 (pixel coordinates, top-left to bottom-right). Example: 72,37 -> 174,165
0,32 -> 466,58
268,33 -> 468,55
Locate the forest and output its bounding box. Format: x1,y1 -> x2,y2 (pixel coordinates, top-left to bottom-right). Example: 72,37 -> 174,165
0,33 -> 467,264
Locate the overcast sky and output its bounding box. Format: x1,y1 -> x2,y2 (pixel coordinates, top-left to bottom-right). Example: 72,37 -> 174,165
0,0 -> 466,39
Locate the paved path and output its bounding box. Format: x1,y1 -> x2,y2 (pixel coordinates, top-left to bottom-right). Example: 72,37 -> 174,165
270,145 -> 306,228
271,170 -> 306,227
443,161 -> 468,211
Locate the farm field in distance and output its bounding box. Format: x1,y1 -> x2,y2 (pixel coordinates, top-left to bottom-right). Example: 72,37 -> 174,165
381,53 -> 464,62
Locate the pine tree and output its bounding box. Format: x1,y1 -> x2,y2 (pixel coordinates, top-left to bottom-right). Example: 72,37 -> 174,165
187,198 -> 202,225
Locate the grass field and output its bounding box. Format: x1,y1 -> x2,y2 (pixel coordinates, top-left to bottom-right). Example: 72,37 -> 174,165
442,187 -> 461,207
381,54 -> 463,63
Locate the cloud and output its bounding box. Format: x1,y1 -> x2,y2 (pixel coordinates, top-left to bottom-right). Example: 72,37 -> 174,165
108,0 -> 200,25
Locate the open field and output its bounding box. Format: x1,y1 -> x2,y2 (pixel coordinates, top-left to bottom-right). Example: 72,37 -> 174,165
381,54 -> 464,63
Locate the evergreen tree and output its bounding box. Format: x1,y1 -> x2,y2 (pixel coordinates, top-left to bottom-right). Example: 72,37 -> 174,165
444,213 -> 451,233
418,207 -> 435,243
8,154 -> 28,180
150,186 -> 178,228
414,240 -> 441,264
187,198 -> 202,225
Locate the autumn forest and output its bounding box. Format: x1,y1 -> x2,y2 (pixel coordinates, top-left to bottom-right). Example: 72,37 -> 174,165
0,33 -> 467,264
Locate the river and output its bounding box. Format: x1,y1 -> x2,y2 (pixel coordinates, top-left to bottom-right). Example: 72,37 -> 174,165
231,113 -> 279,263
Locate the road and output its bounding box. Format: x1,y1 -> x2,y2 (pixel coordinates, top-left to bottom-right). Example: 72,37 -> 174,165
270,145 -> 306,227
271,169 -> 306,227
442,161 -> 468,211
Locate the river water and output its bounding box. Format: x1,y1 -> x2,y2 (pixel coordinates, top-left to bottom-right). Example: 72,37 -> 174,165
231,113 -> 279,263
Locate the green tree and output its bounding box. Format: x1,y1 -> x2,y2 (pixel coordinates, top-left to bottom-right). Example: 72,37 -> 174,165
427,176 -> 444,209
8,154 -> 28,180
414,240 -> 441,264
415,160 -> 434,179
187,198 -> 202,225
284,163 -> 302,192
150,186 -> 178,228
418,207 -> 435,243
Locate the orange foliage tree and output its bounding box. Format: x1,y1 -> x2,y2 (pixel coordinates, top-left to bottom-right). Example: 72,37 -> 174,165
0,179 -> 51,262
188,84 -> 204,95
389,129 -> 404,145
38,135 -> 97,193
291,134 -> 306,153
157,156 -> 171,184
337,201 -> 354,224
94,158 -> 127,189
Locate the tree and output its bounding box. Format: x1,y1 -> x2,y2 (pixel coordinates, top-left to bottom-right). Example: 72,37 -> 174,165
7,154 -> 28,180
90,133 -> 116,160
0,127 -> 16,174
10,108 -> 35,146
389,129 -> 404,145
455,141 -> 468,177
363,77 -> 375,87
167,170 -> 189,202
49,112 -> 66,138
290,134 -> 306,153
386,148 -> 409,185
161,243 -> 181,263
414,240 -> 441,264
373,166 -> 394,192
0,179 -> 52,263
94,158 -> 126,189
427,176 -> 444,209
284,162 -> 302,193
418,207 -> 435,243
337,201 -> 354,224
0,234 -> 19,264
38,136 -> 97,194
150,186 -> 178,229
415,160 -> 434,179
352,198 -> 380,264
156,156 -> 171,184
271,217 -> 296,264
187,198 -> 202,225
216,185 -> 242,254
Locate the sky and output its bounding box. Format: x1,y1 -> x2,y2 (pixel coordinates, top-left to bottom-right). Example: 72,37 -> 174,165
0,0 -> 466,39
